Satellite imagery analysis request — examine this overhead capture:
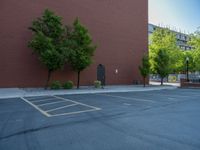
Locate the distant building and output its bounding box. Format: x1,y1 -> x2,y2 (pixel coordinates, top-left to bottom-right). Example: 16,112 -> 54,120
148,24 -> 192,50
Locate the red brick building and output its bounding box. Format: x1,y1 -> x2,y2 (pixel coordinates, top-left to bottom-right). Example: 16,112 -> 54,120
0,0 -> 148,87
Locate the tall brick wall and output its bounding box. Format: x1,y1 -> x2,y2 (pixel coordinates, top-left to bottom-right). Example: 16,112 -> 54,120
0,0 -> 148,87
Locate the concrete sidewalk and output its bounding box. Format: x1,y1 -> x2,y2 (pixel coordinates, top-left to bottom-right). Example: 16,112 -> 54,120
0,84 -> 177,99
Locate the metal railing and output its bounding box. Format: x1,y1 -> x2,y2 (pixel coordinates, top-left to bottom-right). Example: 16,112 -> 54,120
189,78 -> 200,83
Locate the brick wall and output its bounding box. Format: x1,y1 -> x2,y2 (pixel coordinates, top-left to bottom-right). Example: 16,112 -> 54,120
180,79 -> 200,88
0,0 -> 148,87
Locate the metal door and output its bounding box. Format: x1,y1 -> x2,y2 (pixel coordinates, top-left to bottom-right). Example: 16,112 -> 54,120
97,64 -> 105,86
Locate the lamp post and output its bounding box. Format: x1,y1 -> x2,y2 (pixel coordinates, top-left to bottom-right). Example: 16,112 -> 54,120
186,57 -> 189,82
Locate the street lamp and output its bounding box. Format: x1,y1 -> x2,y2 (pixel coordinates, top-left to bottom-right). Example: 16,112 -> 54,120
186,57 -> 189,82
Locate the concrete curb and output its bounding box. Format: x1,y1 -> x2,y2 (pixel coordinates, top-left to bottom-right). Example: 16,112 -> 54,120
0,85 -> 177,99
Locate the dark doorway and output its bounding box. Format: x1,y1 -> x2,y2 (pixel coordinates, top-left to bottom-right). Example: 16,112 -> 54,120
97,64 -> 105,86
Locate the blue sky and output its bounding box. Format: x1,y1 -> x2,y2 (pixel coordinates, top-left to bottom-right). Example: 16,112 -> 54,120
149,0 -> 200,33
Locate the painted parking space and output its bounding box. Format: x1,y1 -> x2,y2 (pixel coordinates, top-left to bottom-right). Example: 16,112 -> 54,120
20,89 -> 199,118
1,89 -> 200,150
21,95 -> 101,117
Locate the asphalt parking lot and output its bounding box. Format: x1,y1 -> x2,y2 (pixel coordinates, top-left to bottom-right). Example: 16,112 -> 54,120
0,88 -> 200,150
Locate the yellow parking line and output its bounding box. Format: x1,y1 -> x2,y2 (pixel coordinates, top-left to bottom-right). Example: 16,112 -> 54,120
97,94 -> 155,103
46,104 -> 78,112
53,96 -> 101,110
32,98 -> 56,103
38,100 -> 66,106
50,109 -> 100,117
20,97 -> 50,117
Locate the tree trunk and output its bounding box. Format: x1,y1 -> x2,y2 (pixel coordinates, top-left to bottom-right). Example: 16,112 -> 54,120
143,77 -> 146,87
45,70 -> 52,89
161,77 -> 163,85
77,71 -> 80,89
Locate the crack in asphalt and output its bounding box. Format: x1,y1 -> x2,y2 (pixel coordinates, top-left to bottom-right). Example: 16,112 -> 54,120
0,112 -> 126,141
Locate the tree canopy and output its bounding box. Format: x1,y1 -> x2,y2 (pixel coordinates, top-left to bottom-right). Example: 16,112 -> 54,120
28,10 -> 97,89
28,9 -> 67,88
149,28 -> 182,74
139,54 -> 150,87
154,49 -> 170,85
67,18 -> 97,88
189,28 -> 200,71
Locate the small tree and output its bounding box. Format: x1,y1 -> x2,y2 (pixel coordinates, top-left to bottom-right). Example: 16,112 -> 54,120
154,49 -> 170,85
149,28 -> 181,74
67,18 -> 96,89
28,9 -> 66,89
189,28 -> 200,71
139,54 -> 150,87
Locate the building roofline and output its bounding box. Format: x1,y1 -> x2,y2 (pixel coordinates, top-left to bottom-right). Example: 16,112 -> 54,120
148,23 -> 191,36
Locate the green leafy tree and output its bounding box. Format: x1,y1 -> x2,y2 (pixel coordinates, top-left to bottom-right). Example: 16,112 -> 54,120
171,49 -> 184,73
28,9 -> 66,89
154,49 -> 170,85
179,51 -> 195,73
67,18 -> 97,89
139,54 -> 150,87
150,28 -> 177,51
189,27 -> 200,71
149,28 -> 182,74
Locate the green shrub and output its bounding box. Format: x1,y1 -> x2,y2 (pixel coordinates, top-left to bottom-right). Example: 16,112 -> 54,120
94,80 -> 101,88
50,80 -> 62,89
169,75 -> 177,82
63,81 -> 74,89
